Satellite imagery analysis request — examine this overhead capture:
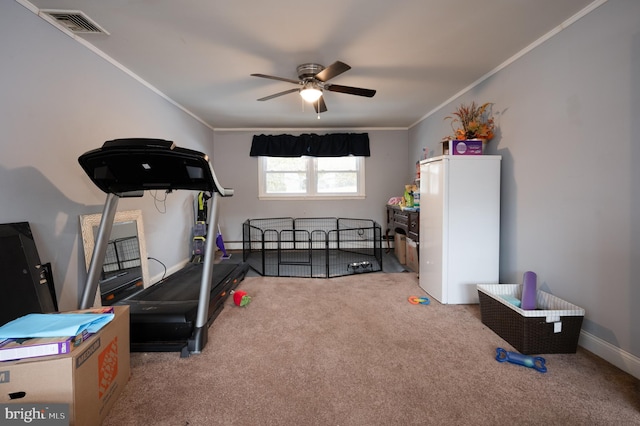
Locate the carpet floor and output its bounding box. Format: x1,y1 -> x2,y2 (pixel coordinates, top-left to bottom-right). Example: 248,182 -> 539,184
102,272 -> 640,425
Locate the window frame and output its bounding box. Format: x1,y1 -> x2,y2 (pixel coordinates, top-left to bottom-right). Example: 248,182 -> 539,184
258,156 -> 366,200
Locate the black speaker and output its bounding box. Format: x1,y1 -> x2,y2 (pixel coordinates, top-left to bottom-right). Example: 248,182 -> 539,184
0,222 -> 56,326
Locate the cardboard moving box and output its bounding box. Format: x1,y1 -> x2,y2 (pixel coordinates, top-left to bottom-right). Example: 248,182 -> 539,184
0,305 -> 130,426
394,233 -> 407,265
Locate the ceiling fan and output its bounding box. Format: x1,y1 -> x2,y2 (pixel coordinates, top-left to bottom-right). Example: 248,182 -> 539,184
250,61 -> 376,114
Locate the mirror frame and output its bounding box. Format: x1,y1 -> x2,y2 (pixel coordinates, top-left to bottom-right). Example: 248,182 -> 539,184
80,210 -> 151,305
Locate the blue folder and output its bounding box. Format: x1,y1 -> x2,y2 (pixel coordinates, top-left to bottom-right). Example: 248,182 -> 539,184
0,313 -> 114,338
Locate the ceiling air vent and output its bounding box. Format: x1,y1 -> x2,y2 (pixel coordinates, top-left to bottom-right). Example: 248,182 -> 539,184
40,9 -> 109,35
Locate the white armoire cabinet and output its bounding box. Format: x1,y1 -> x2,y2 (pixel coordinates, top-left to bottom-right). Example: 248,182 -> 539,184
419,155 -> 501,304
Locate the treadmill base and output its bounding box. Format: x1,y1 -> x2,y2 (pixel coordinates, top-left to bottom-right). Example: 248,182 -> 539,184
117,261 -> 249,355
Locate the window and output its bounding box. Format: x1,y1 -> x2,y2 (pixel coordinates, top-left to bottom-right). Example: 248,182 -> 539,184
258,156 -> 365,199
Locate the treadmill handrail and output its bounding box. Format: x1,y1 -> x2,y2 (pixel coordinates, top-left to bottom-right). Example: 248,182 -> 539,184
208,161 -> 233,197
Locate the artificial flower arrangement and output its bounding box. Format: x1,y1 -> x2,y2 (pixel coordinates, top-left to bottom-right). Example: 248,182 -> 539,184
443,101 -> 495,141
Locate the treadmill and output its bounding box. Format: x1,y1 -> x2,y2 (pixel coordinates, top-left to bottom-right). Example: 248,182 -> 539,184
78,138 -> 249,357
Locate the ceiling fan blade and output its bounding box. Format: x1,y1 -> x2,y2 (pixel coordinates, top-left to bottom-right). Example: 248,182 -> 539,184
314,61 -> 351,82
251,73 -> 301,85
257,88 -> 299,101
313,96 -> 327,114
326,84 -> 376,98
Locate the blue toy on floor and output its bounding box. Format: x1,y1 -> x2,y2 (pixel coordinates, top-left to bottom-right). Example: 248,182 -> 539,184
496,347 -> 547,373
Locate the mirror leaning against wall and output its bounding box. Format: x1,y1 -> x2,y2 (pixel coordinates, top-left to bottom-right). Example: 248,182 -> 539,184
80,210 -> 150,307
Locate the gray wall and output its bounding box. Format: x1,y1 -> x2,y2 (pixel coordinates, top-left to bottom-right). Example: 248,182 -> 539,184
212,129 -> 408,245
409,0 -> 640,366
0,1 -> 215,310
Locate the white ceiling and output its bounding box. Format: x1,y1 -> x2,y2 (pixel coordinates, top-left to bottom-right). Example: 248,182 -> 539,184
22,0 -> 597,129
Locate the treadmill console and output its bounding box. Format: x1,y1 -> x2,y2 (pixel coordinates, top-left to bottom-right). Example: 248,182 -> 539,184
78,138 -> 228,195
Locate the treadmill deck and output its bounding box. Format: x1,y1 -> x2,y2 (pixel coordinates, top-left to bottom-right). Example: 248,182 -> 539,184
117,261 -> 249,352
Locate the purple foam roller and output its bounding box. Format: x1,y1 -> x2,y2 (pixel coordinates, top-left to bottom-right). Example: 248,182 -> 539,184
521,271 -> 537,310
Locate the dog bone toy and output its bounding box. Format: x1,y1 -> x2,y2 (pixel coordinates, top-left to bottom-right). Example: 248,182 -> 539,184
495,347 -> 547,373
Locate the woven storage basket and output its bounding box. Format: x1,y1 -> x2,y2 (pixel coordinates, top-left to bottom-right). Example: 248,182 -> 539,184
477,284 -> 585,354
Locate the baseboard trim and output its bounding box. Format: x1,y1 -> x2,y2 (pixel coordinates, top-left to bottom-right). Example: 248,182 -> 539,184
579,330 -> 640,379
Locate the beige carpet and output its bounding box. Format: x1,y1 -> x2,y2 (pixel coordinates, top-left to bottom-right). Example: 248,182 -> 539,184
103,273 -> 639,425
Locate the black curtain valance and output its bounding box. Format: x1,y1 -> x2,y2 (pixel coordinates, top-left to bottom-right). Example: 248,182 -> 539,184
250,133 -> 370,157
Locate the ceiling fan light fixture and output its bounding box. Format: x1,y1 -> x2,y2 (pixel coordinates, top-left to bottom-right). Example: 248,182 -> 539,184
252,61 -> 375,113
300,87 -> 322,103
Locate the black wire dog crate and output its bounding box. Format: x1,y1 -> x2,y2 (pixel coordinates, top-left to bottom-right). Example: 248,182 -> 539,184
243,217 -> 383,278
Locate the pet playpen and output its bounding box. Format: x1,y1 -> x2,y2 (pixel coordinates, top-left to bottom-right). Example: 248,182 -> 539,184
243,217 -> 382,278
